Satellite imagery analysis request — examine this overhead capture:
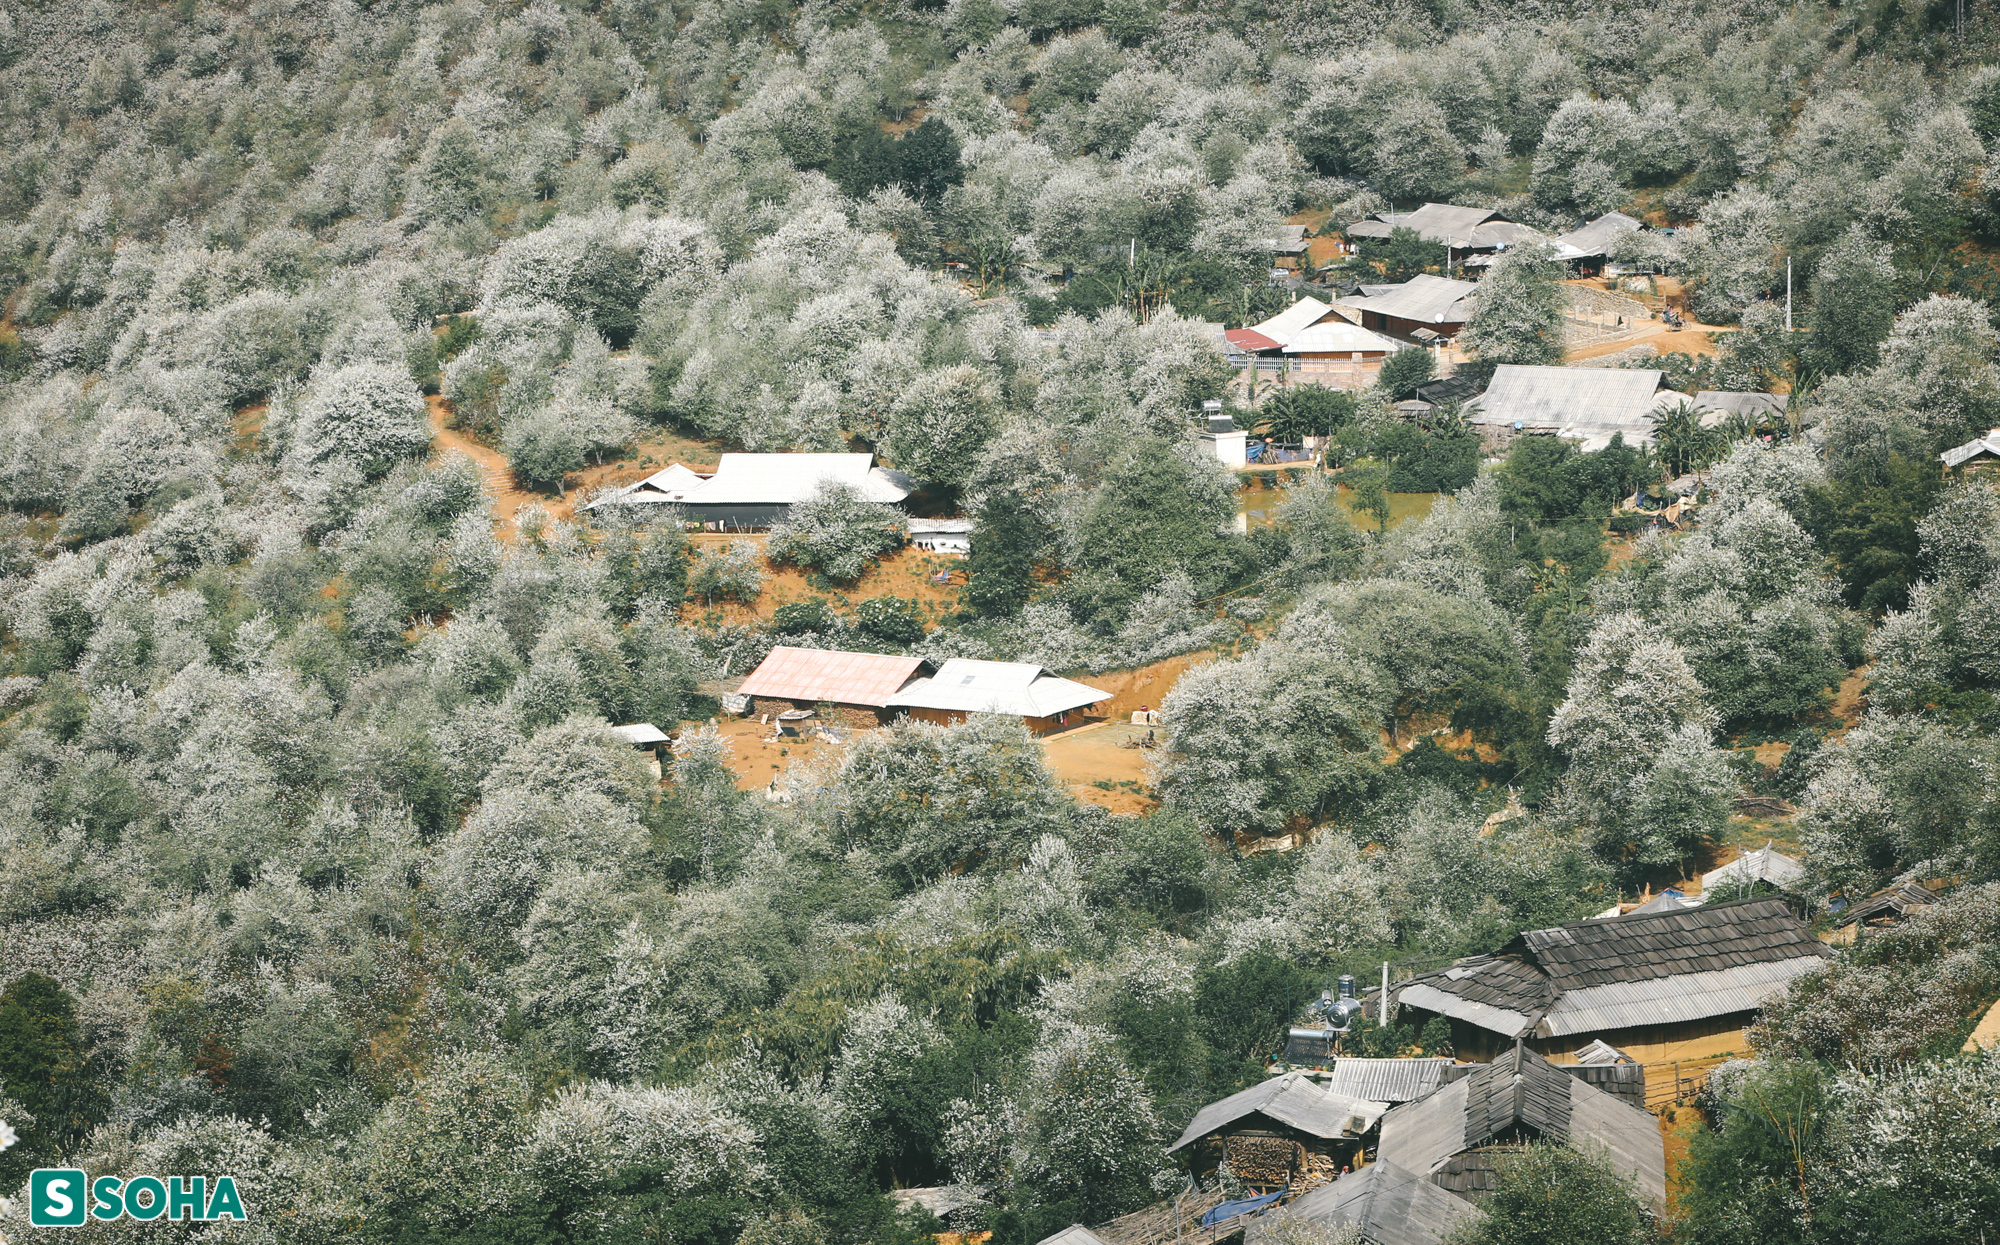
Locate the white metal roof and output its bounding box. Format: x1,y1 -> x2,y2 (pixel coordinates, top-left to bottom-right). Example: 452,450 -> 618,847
1255,1159 -> 1477,1245
608,723 -> 670,745
1943,429 -> 2000,467
1394,983 -> 1535,1038
887,659 -> 1110,719
690,453 -> 915,505
1246,296 -> 1339,347
907,517 -> 974,533
1280,320 -> 1406,355
1534,957 -> 1822,1038
1553,211 -> 1644,257
1337,274 -> 1479,325
1701,842 -> 1804,891
1466,364 -> 1667,445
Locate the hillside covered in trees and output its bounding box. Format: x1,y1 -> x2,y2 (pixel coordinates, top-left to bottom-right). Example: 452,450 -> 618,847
4,0 -> 2000,1242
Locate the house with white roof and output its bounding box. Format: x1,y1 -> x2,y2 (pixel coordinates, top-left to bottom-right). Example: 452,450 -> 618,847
1281,318 -> 1408,390
587,453 -> 916,528
887,659 -> 1111,734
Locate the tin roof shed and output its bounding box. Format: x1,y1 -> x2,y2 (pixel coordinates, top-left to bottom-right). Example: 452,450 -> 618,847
736,647 -> 931,708
887,659 -> 1110,719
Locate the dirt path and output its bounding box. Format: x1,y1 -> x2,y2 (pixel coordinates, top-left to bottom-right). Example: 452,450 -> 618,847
426,396 -> 546,541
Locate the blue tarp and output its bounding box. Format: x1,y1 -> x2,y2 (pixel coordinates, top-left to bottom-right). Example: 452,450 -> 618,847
1201,1189 -> 1285,1226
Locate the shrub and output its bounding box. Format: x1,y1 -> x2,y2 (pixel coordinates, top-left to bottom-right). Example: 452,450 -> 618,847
767,482 -> 907,583
856,595 -> 925,645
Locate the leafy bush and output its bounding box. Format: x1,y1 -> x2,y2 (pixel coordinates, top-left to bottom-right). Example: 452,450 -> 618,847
767,481 -> 907,583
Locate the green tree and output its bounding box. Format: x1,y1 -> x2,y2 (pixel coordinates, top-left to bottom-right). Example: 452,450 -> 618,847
1677,1061 -> 1827,1245
1356,226 -> 1447,282
895,118 -> 964,205
857,594 -> 926,645
1261,386 -> 1356,441
1068,439 -> 1237,628
1460,244 -> 1568,371
1344,462 -> 1392,535
1801,224 -> 1897,379
1445,1142 -> 1652,1245
1800,452 -> 1943,612
964,492 -> 1040,619
767,480 -> 908,583
1377,347 -> 1437,401
0,973 -> 107,1186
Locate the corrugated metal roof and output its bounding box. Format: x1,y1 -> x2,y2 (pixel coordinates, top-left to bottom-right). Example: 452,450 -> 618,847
608,723 -> 670,745
1942,430 -> 2000,467
1247,296 -> 1338,347
1324,1058 -> 1458,1104
1280,320 -> 1405,355
1693,390 -> 1785,418
1253,1160 -> 1477,1245
736,646 -> 928,707
1337,274 -> 1479,326
1227,328 -> 1283,353
1553,211 -> 1643,257
1701,842 -> 1804,891
1375,1079 -> 1472,1179
1466,220 -> 1549,249
1171,1073 -> 1388,1152
906,518 -> 973,533
1534,957 -> 1823,1037
887,659 -> 1109,719
1036,1227 -> 1115,1245
1835,879 -> 1941,927
689,453 -> 915,505
1346,203 -> 1504,245
1566,1078 -> 1667,1205
1466,364 -> 1665,441
1374,1047 -> 1663,1210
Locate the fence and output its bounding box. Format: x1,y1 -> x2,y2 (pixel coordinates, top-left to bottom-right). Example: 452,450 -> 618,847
1642,1054 -> 1737,1110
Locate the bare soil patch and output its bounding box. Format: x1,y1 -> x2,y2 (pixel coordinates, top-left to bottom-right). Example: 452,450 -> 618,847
1042,721 -> 1161,815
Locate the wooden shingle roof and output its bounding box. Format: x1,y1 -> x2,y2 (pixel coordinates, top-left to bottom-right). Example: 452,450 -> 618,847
1518,897 -> 1826,989
1375,1045 -> 1666,1209
1392,897 -> 1829,1040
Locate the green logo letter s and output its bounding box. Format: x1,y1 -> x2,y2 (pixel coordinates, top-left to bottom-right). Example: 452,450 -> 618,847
30,1169 -> 89,1226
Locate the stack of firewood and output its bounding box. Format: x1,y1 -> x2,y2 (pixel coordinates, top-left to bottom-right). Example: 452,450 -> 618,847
1223,1135 -> 1300,1185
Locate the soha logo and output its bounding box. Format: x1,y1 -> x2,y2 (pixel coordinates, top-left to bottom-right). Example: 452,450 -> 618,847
29,1168 -> 248,1226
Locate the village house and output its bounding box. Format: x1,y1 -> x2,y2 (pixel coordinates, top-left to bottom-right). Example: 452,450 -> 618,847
1701,841 -> 1805,894
1942,428 -> 2000,476
1383,897 -> 1830,1071
885,658 -> 1110,734
906,517 -> 972,554
1279,318 -> 1408,390
607,722 -> 670,779
588,452 -> 916,528
1344,203 -> 1549,264
1334,275 -> 1479,342
1551,211 -> 1645,275
1371,1043 -> 1667,1209
733,646 -> 932,727
1169,1072 -> 1391,1189
1692,390 -> 1787,430
1463,364 -> 1669,452
1254,1160 -> 1477,1245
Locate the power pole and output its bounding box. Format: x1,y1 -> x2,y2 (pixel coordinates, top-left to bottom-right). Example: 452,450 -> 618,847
1785,257 -> 1792,332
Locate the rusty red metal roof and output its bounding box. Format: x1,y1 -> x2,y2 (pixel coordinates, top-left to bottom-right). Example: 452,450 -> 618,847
1226,328 -> 1283,353
736,647 -> 930,708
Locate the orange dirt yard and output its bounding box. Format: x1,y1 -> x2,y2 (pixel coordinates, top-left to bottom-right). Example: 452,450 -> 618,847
1042,722 -> 1162,814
